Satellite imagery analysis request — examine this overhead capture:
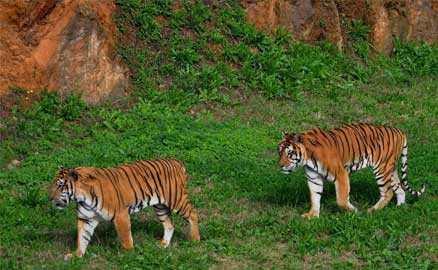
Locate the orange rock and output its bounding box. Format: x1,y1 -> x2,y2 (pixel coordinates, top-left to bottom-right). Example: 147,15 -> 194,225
0,0 -> 128,104
242,0 -> 438,55
243,0 -> 343,50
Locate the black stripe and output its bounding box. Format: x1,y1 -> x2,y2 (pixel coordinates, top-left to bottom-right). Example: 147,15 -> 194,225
338,128 -> 353,159
139,161 -> 161,199
84,229 -> 92,238
101,168 -> 125,207
78,217 -> 90,225
143,160 -> 166,201
131,163 -> 154,196
377,179 -> 389,188
181,202 -> 191,218
82,234 -> 91,242
307,178 -> 322,186
351,126 -> 364,161
96,172 -> 105,211
77,206 -> 91,219
119,166 -> 139,207
127,166 -> 147,200
90,187 -> 98,210
160,160 -> 172,207
162,160 -> 176,209
176,199 -> 189,216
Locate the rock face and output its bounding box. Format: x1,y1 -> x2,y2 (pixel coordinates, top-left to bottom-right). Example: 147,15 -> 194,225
0,0 -> 128,103
243,0 -> 343,50
242,0 -> 438,55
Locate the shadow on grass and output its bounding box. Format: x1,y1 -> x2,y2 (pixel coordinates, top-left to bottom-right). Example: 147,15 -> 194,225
248,170 -> 386,210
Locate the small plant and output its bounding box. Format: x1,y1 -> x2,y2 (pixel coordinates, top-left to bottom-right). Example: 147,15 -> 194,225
20,188 -> 44,207
38,90 -> 60,115
346,19 -> 371,59
392,37 -> 438,76
347,19 -> 370,43
183,1 -> 211,33
59,94 -> 86,121
208,30 -> 225,44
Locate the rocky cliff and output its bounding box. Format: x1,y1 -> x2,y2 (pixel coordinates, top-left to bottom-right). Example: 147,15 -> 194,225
0,0 -> 437,103
243,0 -> 438,54
0,0 -> 128,103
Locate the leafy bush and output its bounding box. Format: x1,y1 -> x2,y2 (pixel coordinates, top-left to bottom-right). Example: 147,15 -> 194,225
392,38 -> 438,76
59,95 -> 86,121
0,91 -> 88,166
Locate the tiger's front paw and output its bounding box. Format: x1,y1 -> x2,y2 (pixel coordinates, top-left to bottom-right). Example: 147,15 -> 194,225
301,210 -> 319,219
64,253 -> 74,261
367,207 -> 375,213
160,239 -> 170,248
64,250 -> 84,261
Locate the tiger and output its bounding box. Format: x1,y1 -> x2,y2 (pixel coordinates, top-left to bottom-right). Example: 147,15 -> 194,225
278,123 -> 425,218
49,159 -> 200,259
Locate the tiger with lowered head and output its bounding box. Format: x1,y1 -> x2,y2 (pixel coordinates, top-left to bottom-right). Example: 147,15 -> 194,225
49,159 -> 200,259
278,123 -> 425,218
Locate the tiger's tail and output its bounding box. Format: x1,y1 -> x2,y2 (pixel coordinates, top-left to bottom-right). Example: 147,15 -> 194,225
401,141 -> 426,196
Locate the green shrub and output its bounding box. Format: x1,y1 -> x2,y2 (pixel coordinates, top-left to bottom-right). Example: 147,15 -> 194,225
59,95 -> 86,121
392,38 -> 438,76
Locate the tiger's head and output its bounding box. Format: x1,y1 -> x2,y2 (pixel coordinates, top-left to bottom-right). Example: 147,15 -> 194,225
278,132 -> 307,174
49,167 -> 78,209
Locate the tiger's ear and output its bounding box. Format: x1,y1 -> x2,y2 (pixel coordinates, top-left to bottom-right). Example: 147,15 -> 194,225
295,133 -> 303,144
69,169 -> 78,181
75,168 -> 97,181
282,131 -> 295,139
281,130 -> 288,139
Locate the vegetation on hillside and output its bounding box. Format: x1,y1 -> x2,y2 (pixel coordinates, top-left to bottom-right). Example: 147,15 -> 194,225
115,0 -> 437,105
0,1 -> 437,269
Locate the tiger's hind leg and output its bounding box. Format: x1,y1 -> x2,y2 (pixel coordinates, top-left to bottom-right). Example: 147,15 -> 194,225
187,207 -> 200,241
391,169 -> 406,206
154,204 -> 174,247
178,201 -> 200,242
368,167 -> 394,212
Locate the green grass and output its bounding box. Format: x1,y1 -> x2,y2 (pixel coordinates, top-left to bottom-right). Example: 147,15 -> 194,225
1,0 -> 438,269
0,78 -> 437,269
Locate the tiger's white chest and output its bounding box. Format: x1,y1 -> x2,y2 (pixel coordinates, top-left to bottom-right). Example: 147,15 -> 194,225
304,160 -> 336,182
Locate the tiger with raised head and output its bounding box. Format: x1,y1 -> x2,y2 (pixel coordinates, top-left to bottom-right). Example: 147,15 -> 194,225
49,159 -> 200,258
278,123 -> 425,218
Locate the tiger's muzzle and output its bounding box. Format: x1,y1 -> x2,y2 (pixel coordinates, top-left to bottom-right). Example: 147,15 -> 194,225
49,193 -> 69,209
280,165 -> 298,174
51,199 -> 68,209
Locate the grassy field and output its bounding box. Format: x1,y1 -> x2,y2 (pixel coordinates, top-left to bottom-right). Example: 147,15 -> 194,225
1,1 -> 437,269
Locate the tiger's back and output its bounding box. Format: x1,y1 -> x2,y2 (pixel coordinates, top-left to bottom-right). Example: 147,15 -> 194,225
305,123 -> 407,173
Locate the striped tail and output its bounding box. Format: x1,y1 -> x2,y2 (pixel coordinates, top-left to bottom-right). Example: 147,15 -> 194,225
401,142 -> 426,196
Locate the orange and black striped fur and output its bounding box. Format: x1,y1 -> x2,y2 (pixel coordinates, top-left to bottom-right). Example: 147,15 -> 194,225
49,159 -> 200,258
278,123 -> 425,218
